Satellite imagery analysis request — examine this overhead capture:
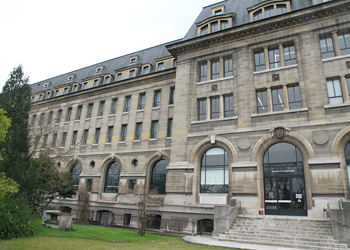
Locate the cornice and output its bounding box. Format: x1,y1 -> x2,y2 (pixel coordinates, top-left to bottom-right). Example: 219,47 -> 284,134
167,1 -> 350,57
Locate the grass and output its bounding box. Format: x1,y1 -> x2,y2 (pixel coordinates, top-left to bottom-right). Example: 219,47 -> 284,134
0,219 -> 233,250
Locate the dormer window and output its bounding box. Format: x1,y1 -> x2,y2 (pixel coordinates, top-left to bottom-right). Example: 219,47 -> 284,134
67,75 -> 74,82
43,82 -> 50,90
130,70 -> 136,78
197,13 -> 234,36
96,66 -> 103,74
63,87 -> 69,94
248,1 -> 290,22
46,91 -> 52,99
104,76 -> 111,84
212,5 -> 224,15
73,84 -> 79,92
143,65 -> 150,75
129,56 -> 138,64
116,73 -> 122,81
54,90 -> 59,97
157,62 -> 164,71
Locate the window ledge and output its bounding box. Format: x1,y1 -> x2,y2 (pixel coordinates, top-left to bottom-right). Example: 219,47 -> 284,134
97,116 -> 102,119
322,54 -> 350,63
197,76 -> 234,85
166,137 -> 172,140
149,138 -> 157,141
118,141 -> 126,144
251,107 -> 308,118
64,121 -> 69,124
152,107 -> 160,110
105,143 -> 111,145
137,109 -> 144,112
191,116 -> 238,125
324,102 -> 350,109
122,112 -> 129,115
253,64 -> 298,75
169,104 -> 174,107
74,120 -> 80,122
109,114 -> 115,117
133,140 -> 141,143
81,145 -> 86,147
92,144 -> 99,146
85,118 -> 91,121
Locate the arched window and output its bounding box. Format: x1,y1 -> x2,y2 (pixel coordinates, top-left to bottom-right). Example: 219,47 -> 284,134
150,160 -> 168,195
104,161 -> 121,193
200,147 -> 229,193
70,162 -> 82,191
345,142 -> 350,189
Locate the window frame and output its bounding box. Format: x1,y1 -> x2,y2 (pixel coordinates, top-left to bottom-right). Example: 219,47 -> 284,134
257,89 -> 268,113
224,94 -> 234,117
210,96 -> 220,119
150,120 -> 159,139
135,122 -> 142,141
153,90 -> 161,108
198,98 -> 207,121
327,78 -> 343,105
121,124 -> 127,142
124,96 -> 131,112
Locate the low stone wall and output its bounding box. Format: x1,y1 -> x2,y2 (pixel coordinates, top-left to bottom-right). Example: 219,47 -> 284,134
212,200 -> 241,236
329,209 -> 350,243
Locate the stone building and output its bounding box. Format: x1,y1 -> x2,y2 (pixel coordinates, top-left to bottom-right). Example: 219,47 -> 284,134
30,0 -> 350,232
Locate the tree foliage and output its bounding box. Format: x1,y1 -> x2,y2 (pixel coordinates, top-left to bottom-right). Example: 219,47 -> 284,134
0,172 -> 19,200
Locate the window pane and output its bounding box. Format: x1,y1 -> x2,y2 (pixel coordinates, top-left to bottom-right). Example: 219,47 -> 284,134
151,120 -> 158,139
254,51 -> 265,71
104,162 -> 121,193
257,90 -> 268,113
272,88 -> 284,111
121,125 -> 127,141
338,33 -> 350,55
288,85 -> 302,109
150,160 -> 168,194
107,126 -> 113,143
111,99 -> 118,114
139,93 -> 145,110
221,20 -> 228,30
135,122 -> 142,140
224,94 -> 234,117
200,63 -> 207,82
198,99 -> 207,120
265,6 -> 274,18
284,45 -> 297,66
211,96 -> 220,119
254,10 -> 262,21
327,79 -> 343,104
346,77 -> 350,98
95,128 -> 100,144
167,118 -> 173,137
153,90 -> 161,107
211,22 -> 218,33
269,48 -> 280,69
277,4 -> 287,15
224,57 -> 233,77
71,163 -> 82,190
124,96 -> 131,112
201,25 -> 208,35
211,60 -> 220,80
320,36 -> 335,59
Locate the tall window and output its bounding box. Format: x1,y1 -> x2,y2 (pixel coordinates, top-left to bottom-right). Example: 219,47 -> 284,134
99,101 -> 105,116
111,98 -> 118,114
327,78 -> 343,104
39,113 -> 44,126
52,133 -> 57,147
107,126 -> 113,143
221,20 -> 228,30
211,60 -> 220,80
121,124 -> 127,141
284,45 -> 296,66
200,147 -> 229,193
95,128 -> 100,144
93,79 -> 99,87
253,10 -> 263,21
265,6 -> 275,18
157,62 -> 164,71
269,48 -> 280,69
200,63 -> 207,82
169,87 -> 175,105
211,96 -> 220,119
57,110 -> 63,123
83,82 -> 88,90
76,105 -> 82,120
82,129 -> 88,145
87,103 -> 93,118
138,93 -> 145,110
135,122 -> 142,140
61,132 -> 67,147
288,85 -> 302,109
153,90 -> 161,107
224,94 -> 234,117
167,118 -> 173,138
65,107 -> 72,122
254,50 -> 265,71
201,25 -> 208,36
143,66 -> 150,75
104,161 -> 121,193
124,96 -> 131,112
272,87 -> 284,111
198,98 -> 207,120
129,70 -> 135,78
116,73 -> 122,81
151,120 -> 158,139
338,32 -> 350,55
104,76 -> 111,84
345,142 -> 350,190
277,4 -> 287,14
150,160 -> 168,195
211,22 -> 218,33
224,57 -> 233,77
320,36 -> 335,59
71,163 -> 82,191
47,111 -> 53,125
72,131 -> 77,146
257,90 -> 268,113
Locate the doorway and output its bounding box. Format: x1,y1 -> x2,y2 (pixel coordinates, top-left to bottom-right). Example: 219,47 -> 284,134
263,143 -> 307,216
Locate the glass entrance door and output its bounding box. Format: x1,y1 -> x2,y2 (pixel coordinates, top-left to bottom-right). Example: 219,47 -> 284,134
263,143 -> 307,216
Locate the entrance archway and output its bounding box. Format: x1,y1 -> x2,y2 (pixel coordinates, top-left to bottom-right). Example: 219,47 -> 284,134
263,143 -> 307,216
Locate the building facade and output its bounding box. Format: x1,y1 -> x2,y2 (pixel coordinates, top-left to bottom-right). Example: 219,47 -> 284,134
30,0 -> 350,232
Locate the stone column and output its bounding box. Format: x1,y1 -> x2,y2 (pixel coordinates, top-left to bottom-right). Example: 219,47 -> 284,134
341,76 -> 350,103
220,95 -> 224,118
332,31 -> 341,57
267,88 -> 273,112
264,47 -> 269,70
279,44 -> 285,67
220,57 -> 224,78
207,60 -> 212,81
206,97 -> 211,120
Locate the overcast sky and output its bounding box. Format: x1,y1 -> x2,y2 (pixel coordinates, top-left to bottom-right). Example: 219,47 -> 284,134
0,0 -> 219,90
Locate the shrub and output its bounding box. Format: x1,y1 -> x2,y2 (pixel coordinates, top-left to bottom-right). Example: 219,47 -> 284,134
0,197 -> 40,239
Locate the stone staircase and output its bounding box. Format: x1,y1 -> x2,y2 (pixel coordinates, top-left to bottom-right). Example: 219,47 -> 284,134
214,214 -> 350,250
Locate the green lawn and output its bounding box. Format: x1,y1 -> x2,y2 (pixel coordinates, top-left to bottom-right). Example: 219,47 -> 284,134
0,220 -> 233,250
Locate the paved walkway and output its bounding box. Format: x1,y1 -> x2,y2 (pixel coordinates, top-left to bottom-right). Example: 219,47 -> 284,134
183,235 -> 306,250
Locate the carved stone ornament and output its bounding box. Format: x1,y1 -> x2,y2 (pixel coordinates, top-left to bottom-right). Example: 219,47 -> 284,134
272,73 -> 280,81
270,126 -> 291,139
346,61 -> 350,69
211,84 -> 218,91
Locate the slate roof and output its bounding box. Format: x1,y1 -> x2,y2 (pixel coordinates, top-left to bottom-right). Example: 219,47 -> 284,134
31,0 -> 318,95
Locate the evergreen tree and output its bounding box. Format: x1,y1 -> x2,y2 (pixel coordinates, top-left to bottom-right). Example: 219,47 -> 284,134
0,65 -> 35,198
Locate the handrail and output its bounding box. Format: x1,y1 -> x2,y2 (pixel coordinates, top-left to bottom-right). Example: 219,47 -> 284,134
329,217 -> 350,228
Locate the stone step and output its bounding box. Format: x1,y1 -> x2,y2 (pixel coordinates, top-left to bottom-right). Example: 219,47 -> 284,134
232,222 -> 332,230
220,232 -> 338,244
223,231 -> 335,241
214,236 -> 350,250
229,226 -> 333,234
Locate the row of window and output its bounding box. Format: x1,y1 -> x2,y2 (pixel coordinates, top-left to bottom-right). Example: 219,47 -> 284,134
52,118 -> 173,148
31,87 -> 175,126
70,159 -> 168,195
198,94 -> 234,121
320,31 -> 350,59
326,76 -> 350,105
252,3 -> 288,22
34,60 -> 176,102
199,56 -> 233,82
